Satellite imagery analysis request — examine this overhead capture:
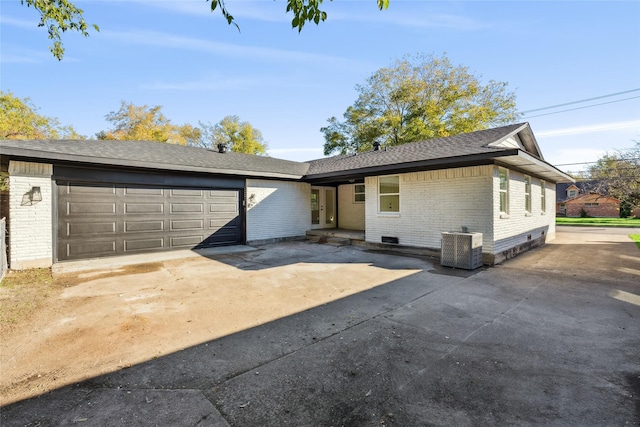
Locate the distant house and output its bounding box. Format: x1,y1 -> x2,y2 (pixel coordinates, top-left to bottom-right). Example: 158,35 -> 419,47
556,180 -> 615,217
0,122 -> 572,269
564,193 -> 621,218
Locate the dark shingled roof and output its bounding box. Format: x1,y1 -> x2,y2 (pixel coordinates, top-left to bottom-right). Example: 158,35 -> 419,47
0,139 -> 310,179
305,123 -> 529,178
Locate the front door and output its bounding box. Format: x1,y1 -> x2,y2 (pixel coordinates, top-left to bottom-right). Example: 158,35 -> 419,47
311,187 -> 336,229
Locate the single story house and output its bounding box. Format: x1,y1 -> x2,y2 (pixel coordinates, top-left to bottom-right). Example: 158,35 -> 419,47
563,193 -> 621,218
0,122 -> 572,269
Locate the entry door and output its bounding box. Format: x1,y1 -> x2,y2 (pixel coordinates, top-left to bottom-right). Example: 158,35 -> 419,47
311,187 -> 336,229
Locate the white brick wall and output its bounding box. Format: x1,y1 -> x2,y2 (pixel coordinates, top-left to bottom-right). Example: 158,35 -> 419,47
365,166 -> 494,250
246,179 -> 310,243
364,165 -> 556,257
8,161 -> 53,269
337,184 -> 365,230
492,168 -> 556,254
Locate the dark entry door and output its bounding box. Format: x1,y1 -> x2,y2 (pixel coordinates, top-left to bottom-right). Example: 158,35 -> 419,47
57,181 -> 242,261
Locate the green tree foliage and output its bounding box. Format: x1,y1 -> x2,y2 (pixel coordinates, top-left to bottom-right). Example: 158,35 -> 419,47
321,53 -> 519,155
209,0 -> 388,32
0,90 -> 85,140
98,101 -> 198,145
588,142 -> 640,217
21,0 -> 99,60
193,116 -> 268,155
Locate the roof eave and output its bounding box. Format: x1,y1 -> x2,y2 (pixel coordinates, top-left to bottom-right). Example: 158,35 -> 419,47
1,146 -> 305,181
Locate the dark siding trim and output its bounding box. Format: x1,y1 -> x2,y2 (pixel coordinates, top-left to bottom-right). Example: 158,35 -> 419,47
54,165 -> 244,189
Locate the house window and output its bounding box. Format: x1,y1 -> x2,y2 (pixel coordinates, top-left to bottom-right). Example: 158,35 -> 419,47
379,176 -> 399,213
354,184 -> 365,203
585,203 -> 599,207
524,175 -> 531,213
568,189 -> 578,198
499,167 -> 509,214
541,180 -> 546,212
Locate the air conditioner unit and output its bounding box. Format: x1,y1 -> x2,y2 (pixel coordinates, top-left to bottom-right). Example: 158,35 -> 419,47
441,232 -> 483,270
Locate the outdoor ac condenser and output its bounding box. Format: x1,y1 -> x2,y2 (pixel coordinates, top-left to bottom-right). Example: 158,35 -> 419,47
441,232 -> 483,270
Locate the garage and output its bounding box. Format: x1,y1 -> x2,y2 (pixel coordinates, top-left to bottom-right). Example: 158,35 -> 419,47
56,180 -> 243,261
56,180 -> 242,261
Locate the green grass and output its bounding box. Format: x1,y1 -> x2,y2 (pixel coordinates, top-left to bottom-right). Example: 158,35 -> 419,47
556,217 -> 640,227
630,234 -> 640,249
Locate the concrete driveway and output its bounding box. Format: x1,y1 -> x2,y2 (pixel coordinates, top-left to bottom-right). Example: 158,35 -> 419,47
2,226 -> 639,426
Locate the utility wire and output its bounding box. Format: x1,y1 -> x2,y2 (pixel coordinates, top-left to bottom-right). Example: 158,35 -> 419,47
521,88 -> 640,114
523,96 -> 640,118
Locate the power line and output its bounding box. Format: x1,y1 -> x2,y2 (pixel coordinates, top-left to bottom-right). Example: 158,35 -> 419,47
523,96 -> 640,119
555,157 -> 640,167
521,88 -> 640,114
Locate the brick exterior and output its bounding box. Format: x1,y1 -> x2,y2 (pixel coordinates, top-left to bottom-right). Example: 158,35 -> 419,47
246,179 -> 311,244
8,161 -> 53,270
564,194 -> 620,218
363,166 -> 556,264
337,184 -> 365,230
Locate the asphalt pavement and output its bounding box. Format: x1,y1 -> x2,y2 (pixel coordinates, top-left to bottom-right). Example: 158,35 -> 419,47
2,226 -> 639,426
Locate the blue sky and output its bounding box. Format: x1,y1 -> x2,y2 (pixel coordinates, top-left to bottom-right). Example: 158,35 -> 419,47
1,0 -> 639,174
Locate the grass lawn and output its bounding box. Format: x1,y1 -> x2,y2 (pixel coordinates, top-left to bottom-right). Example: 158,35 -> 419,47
556,217 -> 640,227
630,234 -> 640,249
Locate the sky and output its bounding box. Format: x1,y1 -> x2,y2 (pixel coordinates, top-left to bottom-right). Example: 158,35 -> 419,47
1,0 -> 639,175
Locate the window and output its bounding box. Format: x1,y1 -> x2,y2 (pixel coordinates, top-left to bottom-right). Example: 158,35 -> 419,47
354,184 -> 365,203
541,180 -> 546,212
379,176 -> 399,213
524,175 -> 531,213
585,203 -> 599,207
499,167 -> 509,214
568,189 -> 578,198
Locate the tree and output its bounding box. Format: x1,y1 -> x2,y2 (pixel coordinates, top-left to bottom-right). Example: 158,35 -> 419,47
0,90 -> 85,140
192,116 -> 268,155
98,101 -> 197,145
588,142 -> 640,217
20,0 -> 99,60
321,53 -> 519,155
19,0 -> 385,60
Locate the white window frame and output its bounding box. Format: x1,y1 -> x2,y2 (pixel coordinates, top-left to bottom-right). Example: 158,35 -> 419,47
524,175 -> 531,214
568,189 -> 578,198
540,180 -> 546,213
499,167 -> 509,215
353,184 -> 365,203
378,175 -> 400,214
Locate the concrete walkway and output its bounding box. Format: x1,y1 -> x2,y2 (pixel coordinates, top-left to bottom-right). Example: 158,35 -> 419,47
3,226 -> 639,426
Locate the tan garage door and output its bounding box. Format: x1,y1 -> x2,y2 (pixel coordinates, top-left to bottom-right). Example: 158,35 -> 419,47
57,181 -> 242,261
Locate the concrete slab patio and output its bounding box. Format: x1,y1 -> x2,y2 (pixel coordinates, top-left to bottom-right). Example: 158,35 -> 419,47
2,226 -> 639,426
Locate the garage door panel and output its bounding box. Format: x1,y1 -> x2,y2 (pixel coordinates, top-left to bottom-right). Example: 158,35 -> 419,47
170,235 -> 206,248
124,220 -> 164,233
171,189 -> 204,197
67,222 -> 117,237
67,202 -> 116,215
66,240 -> 117,258
124,187 -> 164,196
125,203 -> 165,214
209,217 -> 238,228
57,181 -> 242,261
170,203 -> 204,214
62,183 -> 117,195
124,238 -> 165,252
170,219 -> 204,231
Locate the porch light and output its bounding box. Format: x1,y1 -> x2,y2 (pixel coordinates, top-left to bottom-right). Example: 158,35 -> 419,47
21,186 -> 42,206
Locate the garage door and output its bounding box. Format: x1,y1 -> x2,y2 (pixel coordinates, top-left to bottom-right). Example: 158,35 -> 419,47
57,181 -> 242,261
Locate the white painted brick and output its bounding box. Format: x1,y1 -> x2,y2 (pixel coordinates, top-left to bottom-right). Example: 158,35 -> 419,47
8,161 -> 53,269
246,179 -> 310,242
